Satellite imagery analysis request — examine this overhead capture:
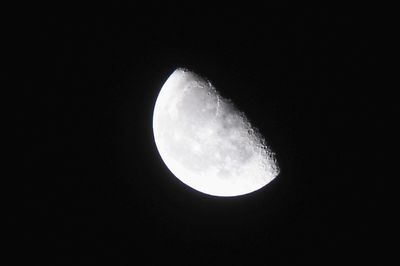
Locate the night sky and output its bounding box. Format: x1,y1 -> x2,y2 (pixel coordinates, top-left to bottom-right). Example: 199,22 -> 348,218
8,5 -> 384,265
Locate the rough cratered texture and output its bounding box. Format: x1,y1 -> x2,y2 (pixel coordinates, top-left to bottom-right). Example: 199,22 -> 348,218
153,68 -> 279,196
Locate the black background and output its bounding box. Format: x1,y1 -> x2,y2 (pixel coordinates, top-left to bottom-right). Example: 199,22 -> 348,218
7,4 -> 384,265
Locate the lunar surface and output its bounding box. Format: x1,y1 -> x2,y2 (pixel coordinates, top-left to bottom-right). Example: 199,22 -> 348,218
152,68 -> 279,197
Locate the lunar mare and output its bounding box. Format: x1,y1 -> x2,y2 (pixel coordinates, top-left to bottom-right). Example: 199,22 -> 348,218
153,68 -> 279,197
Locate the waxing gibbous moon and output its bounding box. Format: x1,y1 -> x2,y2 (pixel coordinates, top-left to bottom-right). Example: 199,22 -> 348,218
152,68 -> 279,197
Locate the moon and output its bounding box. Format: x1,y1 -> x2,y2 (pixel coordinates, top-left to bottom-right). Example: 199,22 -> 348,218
152,68 -> 279,197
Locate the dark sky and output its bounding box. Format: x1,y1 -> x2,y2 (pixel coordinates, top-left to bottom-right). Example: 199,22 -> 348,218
8,5 -> 384,265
